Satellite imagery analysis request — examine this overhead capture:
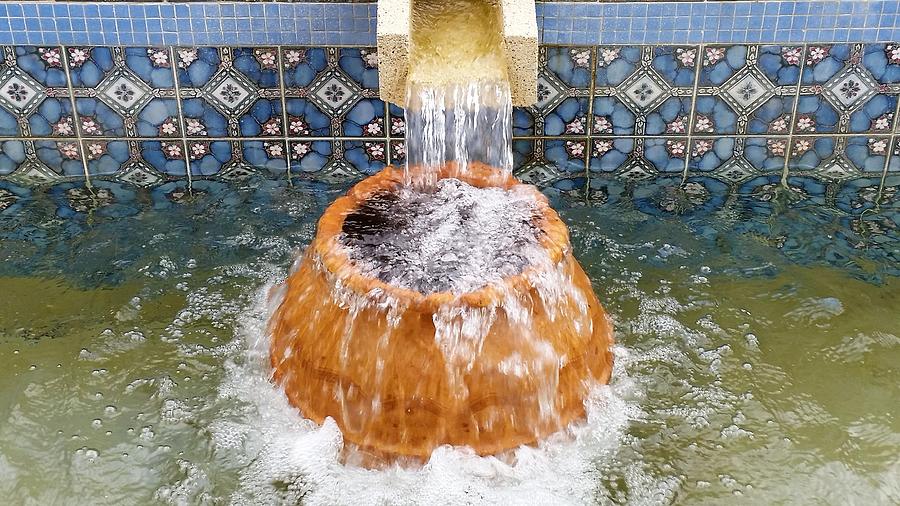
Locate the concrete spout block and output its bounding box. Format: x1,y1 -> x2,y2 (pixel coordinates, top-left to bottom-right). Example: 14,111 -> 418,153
376,0 -> 538,107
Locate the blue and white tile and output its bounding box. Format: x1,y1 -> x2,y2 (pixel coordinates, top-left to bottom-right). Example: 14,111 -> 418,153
595,46 -> 640,88
590,96 -> 635,135
188,140 -> 231,177
239,140 -> 288,179
177,47 -> 277,137
788,137 -> 836,172
0,47 -> 70,137
844,136 -> 890,174
521,48 -> 592,136
861,43 -> 900,85
342,98 -> 386,137
742,137 -> 788,173
282,47 -> 328,90
801,45 -> 852,86
141,140 -> 187,177
344,139 -> 386,176
793,95 -> 839,133
698,46 -> 747,86
388,139 -> 405,166
645,97 -> 692,135
688,137 -> 736,173
82,139 -> 129,176
338,48 -> 379,92
35,140 -> 85,178
589,137 -> 633,173
288,139 -> 333,177
643,138 -> 687,174
692,96 -> 737,134
650,46 -> 699,87
284,98 -> 332,137
387,103 -> 405,138
514,139 -> 586,190
0,140 -> 26,176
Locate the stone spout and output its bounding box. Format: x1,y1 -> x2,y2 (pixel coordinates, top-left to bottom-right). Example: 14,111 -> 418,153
376,0 -> 538,107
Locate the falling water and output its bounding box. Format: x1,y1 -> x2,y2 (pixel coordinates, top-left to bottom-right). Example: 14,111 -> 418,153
404,0 -> 514,184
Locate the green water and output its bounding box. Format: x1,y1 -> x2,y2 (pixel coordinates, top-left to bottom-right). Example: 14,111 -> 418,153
0,179 -> 897,504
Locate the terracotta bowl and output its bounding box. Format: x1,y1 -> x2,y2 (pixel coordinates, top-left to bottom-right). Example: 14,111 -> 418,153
269,162 -> 614,463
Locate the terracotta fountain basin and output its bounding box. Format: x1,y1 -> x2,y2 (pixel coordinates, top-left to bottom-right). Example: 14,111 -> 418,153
268,162 -> 614,463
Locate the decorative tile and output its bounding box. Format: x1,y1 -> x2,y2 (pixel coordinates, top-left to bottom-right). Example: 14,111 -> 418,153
342,98 -> 386,137
696,45 -> 799,135
520,47 -> 592,136
793,96 -> 839,134
788,137 -> 836,173
82,139 -> 128,176
240,140 -> 288,179
742,137 -> 788,173
688,137 -> 736,173
844,136 -> 890,173
187,140 -> 231,177
589,137 -> 633,173
0,140 -> 26,175
643,137 -> 687,173
798,44 -> 895,134
282,47 -> 328,89
650,46 -> 698,87
388,103 -> 405,138
595,46 -> 692,137
693,96 -> 737,134
861,43 -> 900,85
590,96 -> 635,135
388,139 -> 406,166
67,47 -> 178,138
0,46 -> 76,138
141,140 -> 187,177
890,138 -> 900,172
514,139 -> 586,190
344,139 -> 386,176
35,140 -> 85,178
177,47 -> 283,138
288,139 -> 334,178
698,46 -> 747,86
283,98 -> 330,137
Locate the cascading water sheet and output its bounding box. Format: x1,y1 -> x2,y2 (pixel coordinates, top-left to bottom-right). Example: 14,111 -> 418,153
404,0 -> 513,184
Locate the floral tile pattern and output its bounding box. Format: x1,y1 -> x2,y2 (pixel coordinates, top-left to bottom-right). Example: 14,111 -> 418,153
0,43 -> 896,211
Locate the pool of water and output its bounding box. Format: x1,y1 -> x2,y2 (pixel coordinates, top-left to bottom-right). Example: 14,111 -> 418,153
0,176 -> 898,504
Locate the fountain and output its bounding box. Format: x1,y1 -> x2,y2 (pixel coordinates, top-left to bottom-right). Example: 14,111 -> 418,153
268,0 -> 614,464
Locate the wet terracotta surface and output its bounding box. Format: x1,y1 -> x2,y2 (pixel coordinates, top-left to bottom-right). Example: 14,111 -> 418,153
269,163 -> 614,462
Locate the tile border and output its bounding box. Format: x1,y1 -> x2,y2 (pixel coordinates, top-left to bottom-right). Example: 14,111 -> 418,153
0,2 -> 898,46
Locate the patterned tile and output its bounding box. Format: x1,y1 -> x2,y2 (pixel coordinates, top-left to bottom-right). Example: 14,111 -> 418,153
518,47 -> 592,136
68,47 -> 178,138
238,140 -> 287,179
141,140 -> 187,177
742,137 -> 788,174
0,46 -> 70,138
344,139 -> 386,176
688,137 -> 736,173
177,47 -> 281,138
187,139 -> 231,177
288,139 -> 333,177
644,137 -> 688,174
589,137 -> 633,173
798,44 -> 898,134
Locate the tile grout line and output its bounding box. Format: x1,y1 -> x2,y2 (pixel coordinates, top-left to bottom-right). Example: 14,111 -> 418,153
783,42 -> 809,188
683,43 -> 706,186
275,44 -> 293,186
169,45 -> 193,188
59,44 -> 91,186
583,44 -> 596,203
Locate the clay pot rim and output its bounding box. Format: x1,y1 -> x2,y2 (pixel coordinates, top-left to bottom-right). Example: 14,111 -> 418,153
312,162 -> 571,312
